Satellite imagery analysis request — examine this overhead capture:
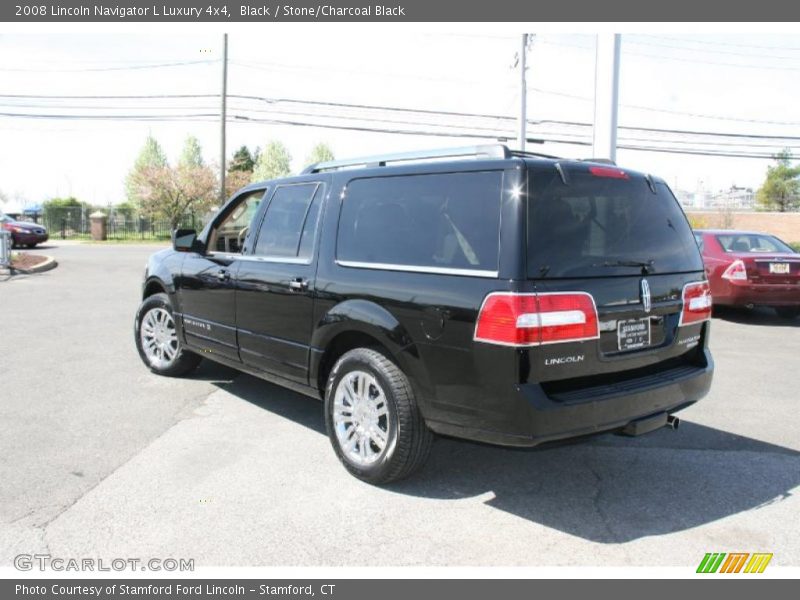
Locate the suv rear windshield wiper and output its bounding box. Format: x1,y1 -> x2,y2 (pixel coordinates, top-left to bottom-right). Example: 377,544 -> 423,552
592,259 -> 655,274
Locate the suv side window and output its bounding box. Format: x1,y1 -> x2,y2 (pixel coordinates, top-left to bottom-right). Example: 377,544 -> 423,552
209,189 -> 267,254
337,171 -> 503,273
253,183 -> 321,259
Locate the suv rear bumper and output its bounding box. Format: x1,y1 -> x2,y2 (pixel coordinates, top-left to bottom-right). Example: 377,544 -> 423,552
426,349 -> 713,447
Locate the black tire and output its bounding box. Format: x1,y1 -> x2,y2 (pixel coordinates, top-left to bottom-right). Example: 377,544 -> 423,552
26,243 -> 37,249
134,292 -> 201,377
324,347 -> 433,484
775,307 -> 800,320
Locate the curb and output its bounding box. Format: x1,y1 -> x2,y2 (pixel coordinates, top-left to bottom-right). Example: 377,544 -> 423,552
11,255 -> 58,274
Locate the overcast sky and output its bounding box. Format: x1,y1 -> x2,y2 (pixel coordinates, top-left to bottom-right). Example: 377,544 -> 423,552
2,29 -> 800,208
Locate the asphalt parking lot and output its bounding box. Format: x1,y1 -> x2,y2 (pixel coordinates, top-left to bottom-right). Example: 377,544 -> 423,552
1,242 -> 799,567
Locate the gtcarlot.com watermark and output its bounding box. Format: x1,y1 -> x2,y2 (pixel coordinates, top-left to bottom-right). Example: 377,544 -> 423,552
14,554 -> 194,572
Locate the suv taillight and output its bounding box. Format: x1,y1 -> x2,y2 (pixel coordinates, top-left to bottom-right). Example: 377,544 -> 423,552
680,281 -> 712,326
721,259 -> 748,281
474,292 -> 599,346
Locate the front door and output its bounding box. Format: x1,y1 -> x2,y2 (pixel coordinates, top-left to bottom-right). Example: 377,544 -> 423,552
235,181 -> 325,384
176,188 -> 267,362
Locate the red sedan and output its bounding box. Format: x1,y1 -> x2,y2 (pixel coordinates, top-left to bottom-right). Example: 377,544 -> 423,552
0,214 -> 49,248
694,229 -> 800,319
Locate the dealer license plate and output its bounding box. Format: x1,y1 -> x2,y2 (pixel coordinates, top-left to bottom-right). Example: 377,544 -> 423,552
617,318 -> 651,351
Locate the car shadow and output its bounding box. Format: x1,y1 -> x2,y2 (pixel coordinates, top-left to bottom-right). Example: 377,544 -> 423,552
210,373 -> 800,544
713,305 -> 799,327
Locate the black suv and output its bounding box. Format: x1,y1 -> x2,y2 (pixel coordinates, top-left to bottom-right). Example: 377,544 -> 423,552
135,145 -> 713,483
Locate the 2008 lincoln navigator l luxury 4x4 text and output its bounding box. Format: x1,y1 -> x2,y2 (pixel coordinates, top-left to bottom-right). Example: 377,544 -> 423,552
134,145 -> 714,483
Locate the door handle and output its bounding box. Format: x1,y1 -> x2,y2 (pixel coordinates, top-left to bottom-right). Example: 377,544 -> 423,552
288,278 -> 309,291
216,269 -> 230,281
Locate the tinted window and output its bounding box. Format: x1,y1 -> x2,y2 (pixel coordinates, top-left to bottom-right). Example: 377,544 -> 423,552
254,183 -> 319,258
211,189 -> 266,253
527,167 -> 703,278
694,233 -> 704,252
716,233 -> 795,254
337,171 -> 503,272
298,186 -> 324,260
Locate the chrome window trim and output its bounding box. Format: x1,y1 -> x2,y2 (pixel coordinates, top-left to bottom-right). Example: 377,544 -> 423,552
213,253 -> 312,265
336,259 -> 497,278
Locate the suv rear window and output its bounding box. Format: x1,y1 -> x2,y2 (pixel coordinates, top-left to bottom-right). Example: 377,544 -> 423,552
527,166 -> 703,278
337,171 -> 503,273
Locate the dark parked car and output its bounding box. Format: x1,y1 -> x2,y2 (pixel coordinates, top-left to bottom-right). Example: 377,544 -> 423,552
135,145 -> 714,483
694,229 -> 800,319
0,214 -> 49,248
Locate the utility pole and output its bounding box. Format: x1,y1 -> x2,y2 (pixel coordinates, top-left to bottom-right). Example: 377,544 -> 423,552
592,34 -> 621,162
518,33 -> 528,152
219,33 -> 228,205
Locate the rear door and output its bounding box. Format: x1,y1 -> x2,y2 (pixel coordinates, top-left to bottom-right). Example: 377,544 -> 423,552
525,163 -> 708,384
234,181 -> 326,384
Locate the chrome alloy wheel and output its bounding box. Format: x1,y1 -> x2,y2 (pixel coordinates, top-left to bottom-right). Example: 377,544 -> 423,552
140,307 -> 179,369
333,370 -> 391,466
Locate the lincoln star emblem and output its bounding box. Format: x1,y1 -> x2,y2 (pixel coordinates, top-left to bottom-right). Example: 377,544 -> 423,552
641,278 -> 652,313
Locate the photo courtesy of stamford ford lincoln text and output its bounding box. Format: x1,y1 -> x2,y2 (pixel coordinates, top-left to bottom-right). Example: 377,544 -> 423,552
1,0 -> 799,592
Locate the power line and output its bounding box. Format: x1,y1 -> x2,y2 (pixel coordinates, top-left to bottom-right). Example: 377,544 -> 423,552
527,85 -> 800,126
0,107 -> 788,159
6,89 -> 800,130
636,34 -> 800,52
4,92 -> 800,144
623,37 -> 800,61
0,59 -> 219,73
2,94 -> 799,158
5,100 -> 797,152
542,39 -> 800,72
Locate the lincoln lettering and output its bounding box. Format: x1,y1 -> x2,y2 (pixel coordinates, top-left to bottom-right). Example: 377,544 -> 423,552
544,355 -> 585,366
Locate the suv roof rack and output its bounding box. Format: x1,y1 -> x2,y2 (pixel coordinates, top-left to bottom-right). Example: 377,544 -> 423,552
301,144 -> 561,174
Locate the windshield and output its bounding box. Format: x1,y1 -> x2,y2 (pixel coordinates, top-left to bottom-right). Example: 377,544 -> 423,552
716,233 -> 795,254
527,166 -> 703,278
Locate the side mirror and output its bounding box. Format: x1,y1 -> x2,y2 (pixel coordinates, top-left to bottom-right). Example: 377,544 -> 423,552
172,229 -> 200,253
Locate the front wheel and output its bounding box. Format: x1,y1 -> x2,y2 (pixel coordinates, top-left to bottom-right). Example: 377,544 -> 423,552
324,348 -> 433,484
775,307 -> 800,320
134,292 -> 201,377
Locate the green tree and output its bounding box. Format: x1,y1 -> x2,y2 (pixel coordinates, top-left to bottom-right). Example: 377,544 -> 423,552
126,135 -> 168,206
128,163 -> 217,229
305,142 -> 335,167
229,145 -> 256,172
179,135 -> 204,168
756,149 -> 800,212
252,141 -> 292,182
127,137 -> 217,228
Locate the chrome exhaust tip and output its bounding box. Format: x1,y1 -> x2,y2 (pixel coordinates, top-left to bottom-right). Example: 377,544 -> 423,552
666,415 -> 680,430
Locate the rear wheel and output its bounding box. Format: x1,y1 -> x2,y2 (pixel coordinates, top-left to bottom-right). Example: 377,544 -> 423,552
134,292 -> 201,377
26,243 -> 37,249
775,307 -> 800,320
324,348 -> 433,484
